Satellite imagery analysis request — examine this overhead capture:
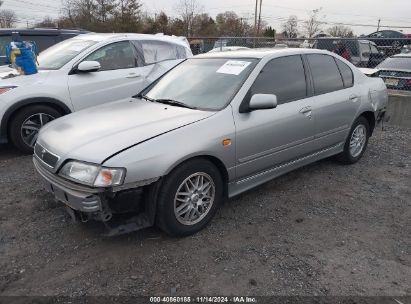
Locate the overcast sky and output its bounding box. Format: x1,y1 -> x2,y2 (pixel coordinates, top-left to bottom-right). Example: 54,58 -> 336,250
3,0 -> 411,35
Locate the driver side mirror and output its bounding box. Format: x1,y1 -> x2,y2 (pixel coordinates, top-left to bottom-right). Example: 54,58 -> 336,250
248,94 -> 278,111
77,61 -> 101,73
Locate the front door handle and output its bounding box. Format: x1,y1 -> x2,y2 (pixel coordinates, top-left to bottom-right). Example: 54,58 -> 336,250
299,106 -> 312,119
126,73 -> 142,79
349,95 -> 359,102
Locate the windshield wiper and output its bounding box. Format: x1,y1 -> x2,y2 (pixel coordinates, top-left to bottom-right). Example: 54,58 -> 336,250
153,99 -> 197,109
135,95 -> 196,109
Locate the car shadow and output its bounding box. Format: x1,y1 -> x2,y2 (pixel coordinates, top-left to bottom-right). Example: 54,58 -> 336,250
0,144 -> 26,161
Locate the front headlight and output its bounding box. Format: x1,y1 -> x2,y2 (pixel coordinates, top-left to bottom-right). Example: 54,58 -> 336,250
59,161 -> 126,187
0,86 -> 17,94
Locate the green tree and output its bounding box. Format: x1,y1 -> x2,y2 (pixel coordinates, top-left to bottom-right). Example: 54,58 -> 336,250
264,26 -> 276,37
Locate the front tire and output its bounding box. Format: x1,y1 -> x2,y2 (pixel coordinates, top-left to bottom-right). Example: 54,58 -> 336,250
9,105 -> 61,154
156,159 -> 223,237
337,116 -> 370,164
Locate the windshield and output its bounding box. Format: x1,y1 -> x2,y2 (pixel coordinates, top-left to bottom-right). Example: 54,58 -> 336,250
38,38 -> 97,70
377,57 -> 411,70
144,58 -> 257,110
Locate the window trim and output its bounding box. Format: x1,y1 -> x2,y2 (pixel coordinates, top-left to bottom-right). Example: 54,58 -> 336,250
240,55 -> 310,112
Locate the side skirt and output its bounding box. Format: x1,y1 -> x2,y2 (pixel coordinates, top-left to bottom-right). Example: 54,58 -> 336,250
228,143 -> 344,198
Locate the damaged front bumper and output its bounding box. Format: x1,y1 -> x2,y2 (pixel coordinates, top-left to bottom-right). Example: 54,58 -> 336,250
33,157 -> 161,235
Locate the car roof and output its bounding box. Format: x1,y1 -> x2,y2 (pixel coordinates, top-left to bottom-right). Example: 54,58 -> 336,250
74,33 -> 190,48
0,28 -> 88,35
393,53 -> 411,58
196,48 -> 332,59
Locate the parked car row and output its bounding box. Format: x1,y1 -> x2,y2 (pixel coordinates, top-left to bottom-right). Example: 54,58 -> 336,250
26,47 -> 387,236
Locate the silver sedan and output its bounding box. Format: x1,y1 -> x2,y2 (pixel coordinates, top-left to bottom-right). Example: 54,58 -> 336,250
34,49 -> 388,236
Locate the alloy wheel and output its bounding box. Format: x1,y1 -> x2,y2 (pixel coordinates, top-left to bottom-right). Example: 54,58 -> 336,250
21,113 -> 55,148
174,172 -> 216,226
349,124 -> 367,158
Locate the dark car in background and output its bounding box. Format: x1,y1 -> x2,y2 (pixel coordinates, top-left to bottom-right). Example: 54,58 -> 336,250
313,38 -> 385,68
363,30 -> 411,49
373,54 -> 411,91
0,28 -> 88,65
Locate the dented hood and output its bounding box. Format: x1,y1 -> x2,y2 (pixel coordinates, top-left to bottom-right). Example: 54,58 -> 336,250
37,98 -> 215,166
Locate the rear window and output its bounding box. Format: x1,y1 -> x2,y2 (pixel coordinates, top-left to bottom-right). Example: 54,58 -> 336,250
307,54 -> 344,95
335,58 -> 354,88
377,57 -> 411,70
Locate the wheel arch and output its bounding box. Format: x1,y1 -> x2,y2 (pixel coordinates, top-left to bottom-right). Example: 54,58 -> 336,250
358,111 -> 376,136
1,97 -> 72,141
164,154 -> 230,198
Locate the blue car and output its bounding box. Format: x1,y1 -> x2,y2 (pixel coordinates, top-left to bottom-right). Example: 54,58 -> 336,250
0,28 -> 88,65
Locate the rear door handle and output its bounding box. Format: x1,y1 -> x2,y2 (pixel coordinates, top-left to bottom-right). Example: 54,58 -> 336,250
349,95 -> 359,102
126,73 -> 141,79
299,106 -> 312,119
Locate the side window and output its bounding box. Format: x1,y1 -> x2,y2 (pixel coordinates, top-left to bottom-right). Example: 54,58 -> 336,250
84,41 -> 136,71
360,42 -> 371,57
335,58 -> 354,88
133,40 -> 186,65
20,35 -> 58,53
370,44 -> 379,54
250,55 -> 307,105
307,54 -> 344,95
0,35 -> 12,56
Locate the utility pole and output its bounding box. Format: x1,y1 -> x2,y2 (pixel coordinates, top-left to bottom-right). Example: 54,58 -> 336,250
377,19 -> 381,32
257,0 -> 263,36
254,0 -> 259,47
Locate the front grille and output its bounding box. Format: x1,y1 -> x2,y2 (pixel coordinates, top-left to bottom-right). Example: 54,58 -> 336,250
34,143 -> 59,169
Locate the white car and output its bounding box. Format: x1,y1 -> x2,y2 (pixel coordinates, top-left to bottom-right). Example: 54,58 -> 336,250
208,46 -> 250,53
0,33 -> 192,152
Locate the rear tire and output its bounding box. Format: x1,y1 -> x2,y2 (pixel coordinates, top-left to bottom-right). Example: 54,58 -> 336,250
156,159 -> 223,237
336,116 -> 370,164
9,105 -> 61,154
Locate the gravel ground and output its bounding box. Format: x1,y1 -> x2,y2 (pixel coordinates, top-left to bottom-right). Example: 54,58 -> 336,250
0,126 -> 410,297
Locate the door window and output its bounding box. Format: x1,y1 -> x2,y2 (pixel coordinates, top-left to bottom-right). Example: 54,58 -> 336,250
20,35 -> 58,52
307,54 -> 344,95
0,35 -> 12,56
249,55 -> 307,105
84,41 -> 136,71
370,44 -> 379,54
335,58 -> 354,88
359,43 -> 371,57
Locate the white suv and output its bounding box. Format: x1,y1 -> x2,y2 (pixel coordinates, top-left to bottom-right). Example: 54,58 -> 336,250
0,33 -> 192,153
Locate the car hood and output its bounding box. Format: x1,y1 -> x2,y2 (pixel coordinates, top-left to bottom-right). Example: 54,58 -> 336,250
38,98 -> 215,166
0,66 -> 50,85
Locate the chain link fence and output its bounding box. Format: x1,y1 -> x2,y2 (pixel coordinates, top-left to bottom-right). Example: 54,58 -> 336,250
188,37 -> 411,91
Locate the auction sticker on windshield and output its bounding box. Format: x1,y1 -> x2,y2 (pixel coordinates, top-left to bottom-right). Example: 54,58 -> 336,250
216,60 -> 252,75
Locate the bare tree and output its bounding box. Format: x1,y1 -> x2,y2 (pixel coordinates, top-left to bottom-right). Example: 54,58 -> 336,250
0,9 -> 17,28
35,16 -> 56,28
303,9 -> 324,38
327,25 -> 354,38
282,15 -> 298,38
175,0 -> 203,37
